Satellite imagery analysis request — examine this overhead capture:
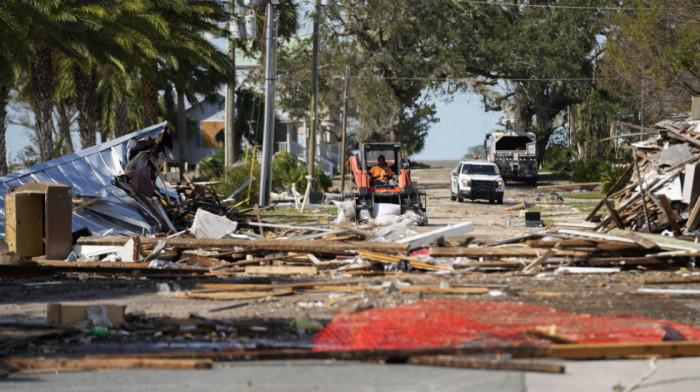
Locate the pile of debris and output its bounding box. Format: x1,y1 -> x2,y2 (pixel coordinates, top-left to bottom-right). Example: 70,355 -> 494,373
0,122 -> 248,241
589,118 -> 700,235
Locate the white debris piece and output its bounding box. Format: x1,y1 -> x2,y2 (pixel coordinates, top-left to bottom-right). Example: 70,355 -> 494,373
190,209 -> 238,239
335,201 -> 356,225
397,221 -> 474,250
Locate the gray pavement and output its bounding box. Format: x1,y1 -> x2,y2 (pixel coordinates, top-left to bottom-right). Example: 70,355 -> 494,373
3,357 -> 700,392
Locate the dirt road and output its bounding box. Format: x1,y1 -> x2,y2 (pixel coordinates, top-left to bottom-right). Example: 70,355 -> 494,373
414,168 -> 585,240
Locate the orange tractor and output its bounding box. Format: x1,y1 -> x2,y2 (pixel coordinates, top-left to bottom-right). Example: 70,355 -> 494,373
348,142 -> 427,223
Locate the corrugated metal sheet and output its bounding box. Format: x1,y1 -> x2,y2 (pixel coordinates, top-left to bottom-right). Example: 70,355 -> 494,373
0,122 -> 171,238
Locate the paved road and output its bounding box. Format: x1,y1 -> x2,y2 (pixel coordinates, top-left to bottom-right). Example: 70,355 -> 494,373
4,357 -> 700,392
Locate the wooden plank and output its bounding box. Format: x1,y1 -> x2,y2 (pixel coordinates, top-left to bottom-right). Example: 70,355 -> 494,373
655,194 -> 682,235
521,249 -> 556,273
633,147 -> 652,230
108,341 -> 700,362
623,232 -> 658,249
357,249 -> 454,271
609,229 -> 700,252
245,265 -> 318,275
685,194 -> 700,230
535,341 -> 700,359
3,357 -> 212,374
663,124 -> 700,148
525,239 -> 596,248
407,355 -> 565,373
602,198 -> 625,229
77,236 -> 410,256
611,121 -> 658,133
429,247 -> 588,258
178,290 -> 293,300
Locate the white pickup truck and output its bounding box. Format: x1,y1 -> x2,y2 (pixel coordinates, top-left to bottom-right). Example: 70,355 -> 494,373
450,159 -> 505,204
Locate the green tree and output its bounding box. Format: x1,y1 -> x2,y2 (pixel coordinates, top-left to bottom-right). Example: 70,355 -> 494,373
601,0 -> 700,124
439,0 -> 616,160
324,1 -> 443,151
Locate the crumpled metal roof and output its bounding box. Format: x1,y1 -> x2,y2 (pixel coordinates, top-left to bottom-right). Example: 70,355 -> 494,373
0,122 -> 172,238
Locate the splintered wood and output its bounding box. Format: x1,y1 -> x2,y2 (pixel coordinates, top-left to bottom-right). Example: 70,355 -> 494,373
592,120 -> 700,234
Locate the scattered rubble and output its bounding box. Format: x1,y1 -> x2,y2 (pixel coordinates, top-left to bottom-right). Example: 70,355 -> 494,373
590,119 -> 700,234
3,119 -> 700,377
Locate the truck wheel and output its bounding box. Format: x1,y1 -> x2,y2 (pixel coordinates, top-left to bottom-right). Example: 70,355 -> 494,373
450,191 -> 456,201
497,196 -> 503,205
489,199 -> 495,204
457,192 -> 464,203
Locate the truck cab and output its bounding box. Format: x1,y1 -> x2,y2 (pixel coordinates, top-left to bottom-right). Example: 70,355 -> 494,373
450,159 -> 504,204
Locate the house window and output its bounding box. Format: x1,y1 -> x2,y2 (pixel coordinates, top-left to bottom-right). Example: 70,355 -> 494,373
201,121 -> 225,148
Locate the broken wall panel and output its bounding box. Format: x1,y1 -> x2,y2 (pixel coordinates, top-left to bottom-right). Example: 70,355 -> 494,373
0,122 -> 171,239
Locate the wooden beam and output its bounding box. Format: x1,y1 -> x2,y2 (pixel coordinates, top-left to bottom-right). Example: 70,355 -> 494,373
407,355 -> 565,373
77,236 -> 410,256
685,195 -> 700,230
602,198 -> 625,229
3,357 -> 213,374
663,124 -> 700,148
245,265 -> 318,276
521,249 -> 556,273
610,229 -> 700,252
428,247 -> 588,258
655,194 -> 682,235
535,341 -> 700,359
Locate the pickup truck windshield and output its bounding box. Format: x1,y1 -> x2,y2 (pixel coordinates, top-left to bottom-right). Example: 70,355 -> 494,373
462,164 -> 498,175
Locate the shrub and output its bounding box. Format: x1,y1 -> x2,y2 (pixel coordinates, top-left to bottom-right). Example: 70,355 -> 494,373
601,164 -> 631,194
570,158 -> 612,183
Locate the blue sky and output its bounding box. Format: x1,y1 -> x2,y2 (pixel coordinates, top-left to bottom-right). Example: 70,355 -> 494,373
411,93 -> 503,161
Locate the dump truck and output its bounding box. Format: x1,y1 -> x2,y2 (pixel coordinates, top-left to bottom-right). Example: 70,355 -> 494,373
484,118 -> 538,185
348,142 -> 427,223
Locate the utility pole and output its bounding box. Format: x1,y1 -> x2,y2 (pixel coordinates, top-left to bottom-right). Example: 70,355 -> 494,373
339,66 -> 350,195
225,0 -> 237,170
308,0 -> 321,190
258,0 -> 279,206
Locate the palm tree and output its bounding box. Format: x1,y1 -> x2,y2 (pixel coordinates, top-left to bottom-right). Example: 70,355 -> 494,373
0,1 -> 45,171
141,0 -> 232,169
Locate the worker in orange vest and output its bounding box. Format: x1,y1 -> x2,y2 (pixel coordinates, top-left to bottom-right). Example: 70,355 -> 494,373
369,155 -> 394,185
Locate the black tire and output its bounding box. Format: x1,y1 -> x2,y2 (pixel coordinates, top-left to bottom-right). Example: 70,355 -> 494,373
489,199 -> 495,204
457,192 -> 464,203
450,191 -> 456,201
497,196 -> 503,205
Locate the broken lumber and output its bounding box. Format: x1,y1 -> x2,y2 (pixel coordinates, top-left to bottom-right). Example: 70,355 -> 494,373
407,355 -> 565,373
245,265 -> 318,275
3,357 -> 213,374
76,236 -> 409,256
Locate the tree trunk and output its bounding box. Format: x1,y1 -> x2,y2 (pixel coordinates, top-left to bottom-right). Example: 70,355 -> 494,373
177,89 -> 187,175
56,100 -> 74,154
74,65 -> 99,149
114,87 -> 128,138
142,72 -> 159,127
30,47 -> 56,163
0,80 -> 9,175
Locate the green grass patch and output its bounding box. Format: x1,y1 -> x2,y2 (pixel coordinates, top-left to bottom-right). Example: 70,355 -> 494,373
562,191 -> 604,200
259,206 -> 338,225
568,202 -> 600,213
